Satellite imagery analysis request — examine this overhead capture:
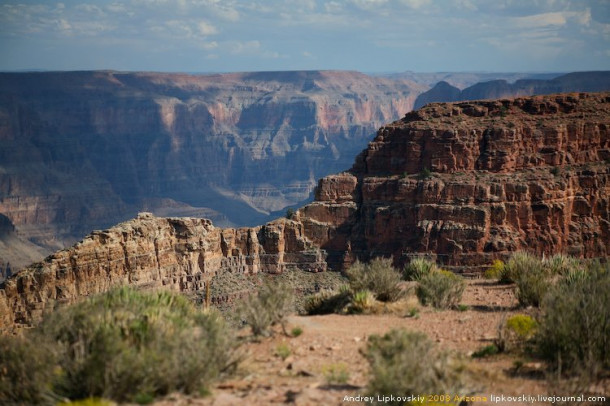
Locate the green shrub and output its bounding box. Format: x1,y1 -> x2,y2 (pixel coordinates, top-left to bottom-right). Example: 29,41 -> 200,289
418,167 -> 432,180
472,344 -> 499,359
365,329 -> 467,405
537,263 -> 610,375
403,257 -> 437,281
416,269 -> 465,309
33,287 -> 238,403
238,279 -> 294,336
346,258 -> 404,302
304,288 -> 351,315
322,363 -> 350,385
291,326 -> 303,337
0,335 -> 56,405
500,251 -> 540,283
484,259 -> 505,279
285,208 -> 296,220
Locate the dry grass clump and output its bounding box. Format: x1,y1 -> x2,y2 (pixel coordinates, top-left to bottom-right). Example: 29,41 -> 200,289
346,258 -> 404,303
238,278 -> 294,336
416,269 -> 465,310
365,329 -> 468,405
0,287 -> 239,404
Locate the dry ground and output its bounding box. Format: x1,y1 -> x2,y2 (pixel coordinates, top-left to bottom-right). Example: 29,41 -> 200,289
153,280 -> 605,406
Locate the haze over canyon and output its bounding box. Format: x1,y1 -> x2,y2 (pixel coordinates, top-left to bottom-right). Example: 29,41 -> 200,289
1,69 -> 609,272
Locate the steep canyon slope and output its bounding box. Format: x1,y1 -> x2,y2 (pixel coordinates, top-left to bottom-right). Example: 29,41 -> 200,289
1,92 -> 608,330
0,70 -> 422,267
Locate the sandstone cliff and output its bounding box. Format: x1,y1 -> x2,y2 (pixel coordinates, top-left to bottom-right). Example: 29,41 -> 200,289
0,212 -> 325,329
301,92 -> 610,270
2,92 -> 609,330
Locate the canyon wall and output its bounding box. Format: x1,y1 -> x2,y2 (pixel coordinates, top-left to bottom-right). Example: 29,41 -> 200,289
1,92 -> 608,330
0,70 -> 422,267
301,92 -> 610,270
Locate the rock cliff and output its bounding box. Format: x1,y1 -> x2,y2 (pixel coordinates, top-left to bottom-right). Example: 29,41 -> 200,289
0,70 -> 421,265
1,92 -> 609,330
300,92 -> 610,270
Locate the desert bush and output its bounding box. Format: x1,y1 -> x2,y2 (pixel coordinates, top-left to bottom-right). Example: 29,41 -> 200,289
57,399 -> 114,406
506,314 -> 537,340
544,253 -> 582,276
484,259 -> 505,280
346,258 -> 403,302
365,329 -> 467,405
304,287 -> 351,315
537,262 -> 610,375
238,279 -> 294,336
0,334 -> 56,405
36,286 -> 238,403
416,269 -> 465,309
500,251 -> 541,284
403,257 -> 437,281
472,344 -> 499,359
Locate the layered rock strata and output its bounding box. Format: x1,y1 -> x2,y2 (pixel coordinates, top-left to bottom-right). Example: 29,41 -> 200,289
2,92 -> 609,330
0,213 -> 325,329
300,92 -> 610,270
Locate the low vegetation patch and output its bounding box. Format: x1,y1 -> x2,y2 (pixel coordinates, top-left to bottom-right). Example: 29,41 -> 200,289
536,261 -> 610,377
0,287 -> 239,405
416,269 -> 465,309
322,363 -> 350,385
346,258 -> 404,302
365,329 -> 467,405
484,259 -> 505,280
238,278 -> 294,336
403,257 -> 438,281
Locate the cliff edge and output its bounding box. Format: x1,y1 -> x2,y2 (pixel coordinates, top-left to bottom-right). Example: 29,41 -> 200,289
2,92 -> 608,330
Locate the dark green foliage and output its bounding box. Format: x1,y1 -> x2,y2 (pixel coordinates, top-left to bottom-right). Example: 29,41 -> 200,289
365,329 -> 467,405
33,287 -> 238,403
472,344 -> 499,359
537,263 -> 610,375
238,278 -> 294,336
346,258 -> 404,302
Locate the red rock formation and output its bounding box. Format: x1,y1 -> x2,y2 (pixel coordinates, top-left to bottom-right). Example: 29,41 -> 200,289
2,92 -> 609,330
300,92 -> 610,270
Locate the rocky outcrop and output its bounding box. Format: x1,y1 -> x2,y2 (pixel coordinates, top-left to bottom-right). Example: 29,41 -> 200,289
0,212 -> 325,329
298,92 -> 610,270
2,92 -> 609,330
0,70 -> 422,264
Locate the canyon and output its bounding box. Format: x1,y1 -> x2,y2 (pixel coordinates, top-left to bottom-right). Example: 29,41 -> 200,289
2,70 -> 609,272
1,91 -> 608,330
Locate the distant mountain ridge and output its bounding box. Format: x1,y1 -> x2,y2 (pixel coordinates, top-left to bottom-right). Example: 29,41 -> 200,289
414,71 -> 610,109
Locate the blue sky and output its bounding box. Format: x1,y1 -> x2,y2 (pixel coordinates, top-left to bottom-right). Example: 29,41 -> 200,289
1,0 -> 609,73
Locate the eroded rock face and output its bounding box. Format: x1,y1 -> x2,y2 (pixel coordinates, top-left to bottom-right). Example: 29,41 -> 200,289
0,212 -> 325,329
298,92 -> 610,270
2,92 -> 609,330
0,70 -> 421,261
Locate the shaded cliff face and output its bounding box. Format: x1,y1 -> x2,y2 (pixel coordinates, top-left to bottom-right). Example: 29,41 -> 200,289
2,92 -> 608,330
0,70 -> 422,263
300,92 -> 610,270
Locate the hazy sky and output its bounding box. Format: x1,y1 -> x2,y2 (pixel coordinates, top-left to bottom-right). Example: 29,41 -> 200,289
1,0 -> 609,73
